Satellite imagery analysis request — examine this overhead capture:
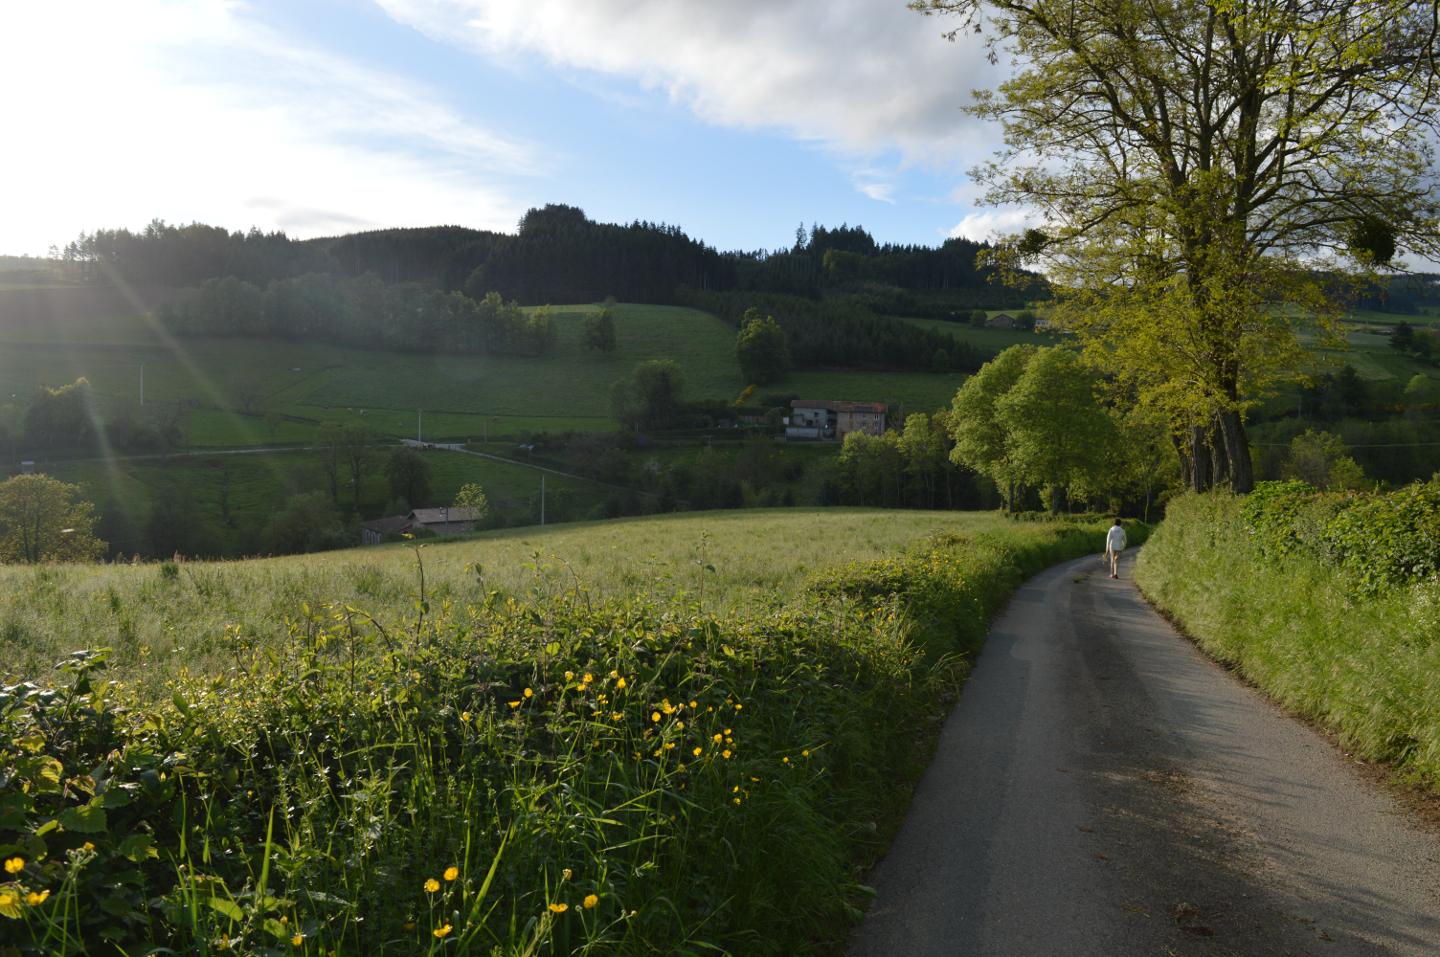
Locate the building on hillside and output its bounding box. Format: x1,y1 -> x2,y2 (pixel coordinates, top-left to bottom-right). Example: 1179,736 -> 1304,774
361,515 -> 411,545
785,400 -> 887,440
360,507 -> 481,545
985,312 -> 1018,330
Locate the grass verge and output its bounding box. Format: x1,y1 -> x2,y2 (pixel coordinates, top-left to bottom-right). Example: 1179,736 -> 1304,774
0,514 -> 1116,954
1134,492 -> 1440,792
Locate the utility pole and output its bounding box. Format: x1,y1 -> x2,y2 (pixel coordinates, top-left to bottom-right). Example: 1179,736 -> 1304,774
540,474 -> 546,526
417,409 -> 422,443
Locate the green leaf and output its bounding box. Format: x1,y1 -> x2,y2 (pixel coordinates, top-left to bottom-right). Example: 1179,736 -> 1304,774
117,834 -> 156,862
206,897 -> 243,923
171,691 -> 194,719
58,802 -> 107,834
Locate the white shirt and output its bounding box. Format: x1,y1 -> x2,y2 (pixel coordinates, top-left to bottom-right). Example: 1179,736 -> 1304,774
1106,525 -> 1127,551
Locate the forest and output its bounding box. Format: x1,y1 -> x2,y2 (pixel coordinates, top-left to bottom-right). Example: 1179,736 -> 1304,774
63,207 -> 1031,372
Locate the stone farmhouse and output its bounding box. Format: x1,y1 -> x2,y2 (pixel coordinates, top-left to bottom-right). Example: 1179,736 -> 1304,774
785,400 -> 887,441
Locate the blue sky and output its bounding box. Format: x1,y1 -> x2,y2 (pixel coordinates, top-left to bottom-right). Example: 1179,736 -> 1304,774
3,0 -> 1020,256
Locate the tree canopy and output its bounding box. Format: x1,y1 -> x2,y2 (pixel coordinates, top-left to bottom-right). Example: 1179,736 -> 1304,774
917,0 -> 1440,492
0,474 -> 106,563
735,309 -> 792,385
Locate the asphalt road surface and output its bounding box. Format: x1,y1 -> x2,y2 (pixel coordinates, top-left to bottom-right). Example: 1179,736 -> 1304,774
849,550 -> 1440,957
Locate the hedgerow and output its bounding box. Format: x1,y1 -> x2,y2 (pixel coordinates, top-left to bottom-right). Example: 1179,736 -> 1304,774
1136,490 -> 1440,792
0,521 -> 1113,955
1239,477 -> 1440,592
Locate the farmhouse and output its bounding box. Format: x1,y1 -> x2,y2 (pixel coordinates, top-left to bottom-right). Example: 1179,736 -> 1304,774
785,400 -> 887,440
985,312 -> 1018,329
360,506 -> 481,544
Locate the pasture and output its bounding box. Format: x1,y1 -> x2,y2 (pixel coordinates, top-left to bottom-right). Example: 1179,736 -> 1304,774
0,287 -> 971,448
0,508 -> 1021,686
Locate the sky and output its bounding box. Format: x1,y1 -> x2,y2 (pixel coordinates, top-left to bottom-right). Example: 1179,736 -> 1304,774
1,0 -> 1020,257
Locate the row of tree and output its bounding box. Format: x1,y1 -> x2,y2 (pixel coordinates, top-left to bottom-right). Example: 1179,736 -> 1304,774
161,275 -> 556,356
681,287 -> 986,371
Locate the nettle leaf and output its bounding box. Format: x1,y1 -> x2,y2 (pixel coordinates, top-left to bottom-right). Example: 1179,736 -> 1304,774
59,802 -> 107,833
117,834 -> 157,862
31,756 -> 65,793
206,897 -> 244,923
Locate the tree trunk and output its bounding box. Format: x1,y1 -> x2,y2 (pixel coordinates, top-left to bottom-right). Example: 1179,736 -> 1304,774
1189,426 -> 1212,492
1218,409 -> 1254,493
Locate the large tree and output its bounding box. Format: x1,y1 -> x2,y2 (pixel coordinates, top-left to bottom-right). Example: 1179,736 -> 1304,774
917,0 -> 1440,491
0,474 -> 106,563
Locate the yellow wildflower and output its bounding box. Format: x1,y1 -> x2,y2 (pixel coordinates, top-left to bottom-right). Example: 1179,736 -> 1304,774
783,756 -> 791,764
82,842 -> 95,852
692,747 -> 702,757
460,711 -> 472,723
3,857 -> 23,874
583,672 -> 594,684
651,711 -> 661,723
583,893 -> 599,909
548,902 -> 569,913
564,670 -> 575,681
424,878 -> 440,893
734,703 -> 743,710
404,921 -> 416,931
25,890 -> 49,906
802,749 -> 810,757
611,712 -> 624,721
712,733 -> 723,743
0,891 -> 17,919
616,677 -> 627,689
689,700 -> 698,709
722,749 -> 732,759
291,933 -> 303,946
433,923 -> 452,938
523,687 -> 534,699
443,866 -> 459,882
508,700 -> 521,709
562,868 -> 573,880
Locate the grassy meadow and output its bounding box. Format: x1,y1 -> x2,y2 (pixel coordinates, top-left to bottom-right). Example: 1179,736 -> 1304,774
0,508 -> 1120,955
0,287 -> 969,450
0,508 -> 1019,686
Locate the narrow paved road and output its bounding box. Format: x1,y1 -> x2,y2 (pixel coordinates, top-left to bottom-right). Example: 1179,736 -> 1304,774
850,551 -> 1440,956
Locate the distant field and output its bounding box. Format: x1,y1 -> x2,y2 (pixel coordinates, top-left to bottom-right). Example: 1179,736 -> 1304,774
1,286 -> 983,446
0,507 -> 1015,685
892,313 -> 1062,352
41,446 -> 612,555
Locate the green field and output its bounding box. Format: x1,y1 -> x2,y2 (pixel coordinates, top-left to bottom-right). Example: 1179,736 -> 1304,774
0,287 -> 975,448
0,508 -> 1017,686
39,446 -> 614,556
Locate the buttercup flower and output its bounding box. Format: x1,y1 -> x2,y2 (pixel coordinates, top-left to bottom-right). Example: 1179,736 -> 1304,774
443,866 -> 459,882
3,857 -> 23,874
424,878 -> 440,893
583,894 -> 599,909
548,902 -> 569,913
433,923 -> 452,938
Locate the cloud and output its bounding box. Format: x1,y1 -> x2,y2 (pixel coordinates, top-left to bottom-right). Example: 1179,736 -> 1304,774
947,209 -> 1038,242
375,0 -> 1001,162
858,182 -> 897,204
0,0 -> 541,253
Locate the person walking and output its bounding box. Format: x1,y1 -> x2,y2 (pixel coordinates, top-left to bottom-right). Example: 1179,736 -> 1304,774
1105,519 -> 1127,579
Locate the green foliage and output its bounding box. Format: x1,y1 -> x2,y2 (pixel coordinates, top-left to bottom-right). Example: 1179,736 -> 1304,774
919,0 -> 1440,493
261,491 -> 348,555
0,475 -> 105,563
451,482 -> 490,521
1240,478 -> 1440,593
735,309 -> 792,385
385,447 -> 432,507
1280,429 -> 1367,492
0,517 -> 1114,954
611,360 -> 685,431
581,306 -> 617,353
1137,492 -> 1440,791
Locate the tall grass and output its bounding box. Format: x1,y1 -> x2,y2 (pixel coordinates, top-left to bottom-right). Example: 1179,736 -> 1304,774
1,514 -> 1118,954
1135,492 -> 1440,789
